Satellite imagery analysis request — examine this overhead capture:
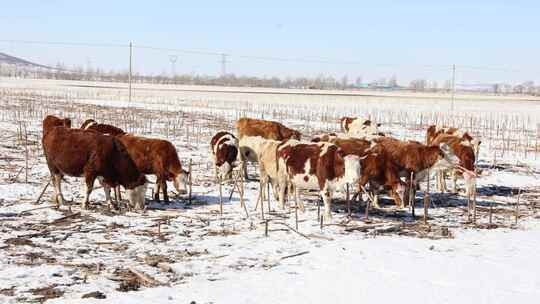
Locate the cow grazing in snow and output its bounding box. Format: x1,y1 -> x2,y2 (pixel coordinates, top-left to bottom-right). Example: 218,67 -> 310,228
210,131 -> 239,180
80,119 -> 126,136
340,117 -> 381,137
42,115 -> 147,210
236,117 -> 301,178
277,140 -> 362,221
117,134 -> 189,202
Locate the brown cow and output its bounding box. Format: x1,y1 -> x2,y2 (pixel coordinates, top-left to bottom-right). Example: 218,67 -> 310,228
42,115 -> 146,210
210,131 -> 239,180
277,140 -> 362,221
80,119 -> 126,136
236,117 -> 302,141
117,134 -> 189,202
237,117 -> 301,177
373,137 -> 477,205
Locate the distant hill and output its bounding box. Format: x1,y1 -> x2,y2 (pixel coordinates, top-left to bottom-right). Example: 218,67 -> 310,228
0,52 -> 53,69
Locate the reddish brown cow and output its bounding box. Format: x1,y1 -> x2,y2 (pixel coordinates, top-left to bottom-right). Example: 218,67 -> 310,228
236,117 -> 301,141
374,137 -> 459,179
210,131 -> 239,180
372,137 -> 472,205
42,115 -> 146,210
117,134 -> 189,202
277,140 -> 362,221
81,119 -> 126,136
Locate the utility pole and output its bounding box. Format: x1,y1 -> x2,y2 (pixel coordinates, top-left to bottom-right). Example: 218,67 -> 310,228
221,53 -> 228,76
451,64 -> 456,111
169,55 -> 178,80
128,41 -> 132,104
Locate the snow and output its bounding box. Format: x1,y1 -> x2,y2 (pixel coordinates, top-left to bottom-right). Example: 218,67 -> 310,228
0,78 -> 539,303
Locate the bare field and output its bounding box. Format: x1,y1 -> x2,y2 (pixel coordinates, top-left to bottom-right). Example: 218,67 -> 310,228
0,79 -> 540,303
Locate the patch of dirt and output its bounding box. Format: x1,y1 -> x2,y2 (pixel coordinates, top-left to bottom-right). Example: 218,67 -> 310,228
81,291 -> 107,299
29,284 -> 64,302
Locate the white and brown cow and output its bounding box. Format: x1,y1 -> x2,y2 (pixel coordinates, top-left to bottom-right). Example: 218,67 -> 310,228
239,136 -> 291,204
340,117 -> 381,137
42,115 -> 147,210
320,137 -> 406,209
236,117 -> 301,177
429,133 -> 477,195
427,125 -> 480,195
426,125 -> 481,156
277,140 -> 362,221
210,131 -> 239,181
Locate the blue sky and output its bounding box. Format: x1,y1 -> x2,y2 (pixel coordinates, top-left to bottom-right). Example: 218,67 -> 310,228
1,0 -> 538,84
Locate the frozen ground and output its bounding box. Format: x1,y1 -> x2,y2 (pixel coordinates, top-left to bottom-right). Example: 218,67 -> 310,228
0,80 -> 539,303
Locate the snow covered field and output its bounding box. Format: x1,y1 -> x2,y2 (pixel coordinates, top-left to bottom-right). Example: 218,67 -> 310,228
0,79 -> 539,303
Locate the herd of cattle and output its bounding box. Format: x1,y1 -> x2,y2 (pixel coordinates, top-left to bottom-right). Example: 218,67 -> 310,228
41,114 -> 480,221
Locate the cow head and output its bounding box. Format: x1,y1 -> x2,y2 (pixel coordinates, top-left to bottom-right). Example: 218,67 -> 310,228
173,169 -> 190,194
43,115 -> 71,137
216,144 -> 239,180
111,138 -> 147,210
127,179 -> 147,210
394,181 -> 406,206
430,143 -> 460,171
282,128 -> 302,141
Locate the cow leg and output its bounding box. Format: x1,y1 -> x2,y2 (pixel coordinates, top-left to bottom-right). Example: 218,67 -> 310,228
390,190 -> 404,209
295,187 -> 305,213
321,188 -> 332,222
161,179 -> 169,203
97,177 -> 115,210
278,179 -> 287,209
51,174 -> 65,207
242,161 -> 249,180
154,180 -> 161,201
435,170 -> 441,192
260,174 -> 268,202
272,181 -> 280,201
114,186 -> 122,201
82,175 -> 96,210
371,190 -> 380,209
452,169 -> 459,193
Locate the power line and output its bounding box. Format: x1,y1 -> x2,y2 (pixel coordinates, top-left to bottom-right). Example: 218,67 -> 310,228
0,38 -> 524,73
